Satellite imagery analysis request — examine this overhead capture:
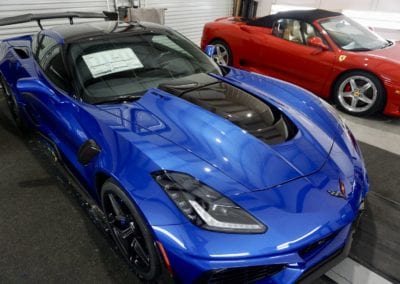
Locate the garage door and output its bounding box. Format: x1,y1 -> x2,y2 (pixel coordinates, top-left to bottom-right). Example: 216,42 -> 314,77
0,0 -> 113,40
142,0 -> 233,45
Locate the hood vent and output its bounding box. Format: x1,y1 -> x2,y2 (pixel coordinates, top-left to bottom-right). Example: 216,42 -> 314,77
160,75 -> 297,145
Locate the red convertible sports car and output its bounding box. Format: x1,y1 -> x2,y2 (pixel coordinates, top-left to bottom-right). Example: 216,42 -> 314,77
201,9 -> 400,117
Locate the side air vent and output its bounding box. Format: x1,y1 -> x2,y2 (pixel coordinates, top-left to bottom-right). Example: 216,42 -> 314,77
13,47 -> 30,59
180,80 -> 297,145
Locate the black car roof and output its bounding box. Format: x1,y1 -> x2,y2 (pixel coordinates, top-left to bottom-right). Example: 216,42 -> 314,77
49,21 -> 168,43
247,9 -> 342,27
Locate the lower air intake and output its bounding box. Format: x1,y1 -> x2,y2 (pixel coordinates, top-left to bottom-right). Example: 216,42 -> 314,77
196,264 -> 285,284
299,232 -> 337,259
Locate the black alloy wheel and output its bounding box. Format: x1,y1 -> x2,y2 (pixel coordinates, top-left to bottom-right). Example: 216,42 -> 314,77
101,180 -> 162,281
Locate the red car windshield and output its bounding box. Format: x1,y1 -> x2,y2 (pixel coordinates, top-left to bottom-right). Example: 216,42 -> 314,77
320,16 -> 390,51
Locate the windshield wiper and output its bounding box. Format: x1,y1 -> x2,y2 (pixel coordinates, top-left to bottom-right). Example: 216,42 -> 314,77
380,40 -> 393,49
158,73 -> 219,97
94,95 -> 142,105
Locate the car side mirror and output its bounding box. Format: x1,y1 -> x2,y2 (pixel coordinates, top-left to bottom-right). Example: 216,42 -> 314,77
204,44 -> 216,58
307,36 -> 329,51
16,77 -> 61,103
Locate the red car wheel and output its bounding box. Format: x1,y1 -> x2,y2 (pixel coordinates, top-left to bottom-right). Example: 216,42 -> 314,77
211,40 -> 232,66
334,71 -> 386,116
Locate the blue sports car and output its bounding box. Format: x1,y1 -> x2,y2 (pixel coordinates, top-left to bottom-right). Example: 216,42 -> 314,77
0,12 -> 368,283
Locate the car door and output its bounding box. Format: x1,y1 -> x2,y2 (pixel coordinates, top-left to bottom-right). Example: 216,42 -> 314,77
22,33 -> 93,170
24,34 -> 71,137
236,24 -> 273,72
256,18 -> 336,95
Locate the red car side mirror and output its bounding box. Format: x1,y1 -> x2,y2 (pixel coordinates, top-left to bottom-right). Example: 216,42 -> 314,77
307,36 -> 329,51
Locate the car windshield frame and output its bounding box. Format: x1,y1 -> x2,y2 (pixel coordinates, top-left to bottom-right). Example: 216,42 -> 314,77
319,16 -> 390,51
66,30 -> 221,104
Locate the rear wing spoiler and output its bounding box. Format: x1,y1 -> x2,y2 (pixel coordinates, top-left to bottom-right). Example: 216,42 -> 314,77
0,11 -> 118,30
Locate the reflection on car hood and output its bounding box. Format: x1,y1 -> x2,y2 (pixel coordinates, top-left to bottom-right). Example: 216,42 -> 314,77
96,71 -> 339,191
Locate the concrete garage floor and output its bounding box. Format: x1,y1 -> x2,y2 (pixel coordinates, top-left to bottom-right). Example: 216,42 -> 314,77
328,113 -> 400,284
0,97 -> 138,282
0,93 -> 399,283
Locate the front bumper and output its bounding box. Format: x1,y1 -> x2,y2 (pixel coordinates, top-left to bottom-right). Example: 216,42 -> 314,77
155,206 -> 364,284
152,124 -> 368,283
153,148 -> 368,283
383,82 -> 400,117
297,237 -> 350,284
296,206 -> 363,284
204,216 -> 360,284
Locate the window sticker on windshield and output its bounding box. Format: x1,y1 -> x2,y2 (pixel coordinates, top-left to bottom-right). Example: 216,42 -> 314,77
82,48 -> 144,78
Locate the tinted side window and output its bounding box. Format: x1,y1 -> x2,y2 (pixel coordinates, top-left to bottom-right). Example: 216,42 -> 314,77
37,36 -> 69,91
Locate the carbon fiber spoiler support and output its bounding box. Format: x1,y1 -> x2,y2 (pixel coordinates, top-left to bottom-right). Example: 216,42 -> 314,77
0,11 -> 117,30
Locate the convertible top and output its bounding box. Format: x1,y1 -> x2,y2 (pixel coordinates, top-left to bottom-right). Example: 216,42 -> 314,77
247,9 -> 342,27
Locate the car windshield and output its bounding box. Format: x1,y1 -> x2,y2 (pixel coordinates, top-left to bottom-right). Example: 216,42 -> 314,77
68,32 -> 221,103
319,16 -> 390,51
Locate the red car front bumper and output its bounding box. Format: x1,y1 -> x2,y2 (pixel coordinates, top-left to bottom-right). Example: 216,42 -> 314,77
383,82 -> 400,117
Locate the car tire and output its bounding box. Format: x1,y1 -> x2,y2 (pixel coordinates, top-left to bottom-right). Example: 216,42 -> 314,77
210,39 -> 232,66
0,76 -> 29,135
101,180 -> 162,282
333,71 -> 386,116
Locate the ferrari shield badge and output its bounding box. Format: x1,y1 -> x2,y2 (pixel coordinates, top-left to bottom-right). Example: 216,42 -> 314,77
338,55 -> 347,62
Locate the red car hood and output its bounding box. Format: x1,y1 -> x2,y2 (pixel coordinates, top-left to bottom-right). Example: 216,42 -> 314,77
364,41 -> 400,64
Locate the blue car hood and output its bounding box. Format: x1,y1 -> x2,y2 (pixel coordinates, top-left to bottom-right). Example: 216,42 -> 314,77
96,71 -> 338,191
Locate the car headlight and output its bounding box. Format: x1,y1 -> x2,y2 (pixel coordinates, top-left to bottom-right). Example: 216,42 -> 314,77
152,171 -> 266,234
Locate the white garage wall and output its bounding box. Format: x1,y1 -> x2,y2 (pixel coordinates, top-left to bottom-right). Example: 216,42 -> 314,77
0,0 -> 234,45
142,0 -> 233,45
375,0 -> 400,12
0,0 -> 114,40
